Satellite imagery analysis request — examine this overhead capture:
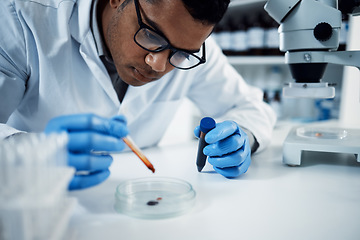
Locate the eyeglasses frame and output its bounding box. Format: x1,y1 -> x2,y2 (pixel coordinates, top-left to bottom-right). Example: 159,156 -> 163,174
133,0 -> 206,70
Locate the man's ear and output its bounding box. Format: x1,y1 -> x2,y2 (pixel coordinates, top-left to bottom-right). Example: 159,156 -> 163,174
109,0 -> 123,9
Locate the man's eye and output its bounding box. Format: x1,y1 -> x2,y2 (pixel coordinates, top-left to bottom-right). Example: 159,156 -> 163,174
178,51 -> 191,60
145,31 -> 160,41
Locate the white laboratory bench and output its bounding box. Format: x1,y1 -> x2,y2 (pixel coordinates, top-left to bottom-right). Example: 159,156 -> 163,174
67,122 -> 360,240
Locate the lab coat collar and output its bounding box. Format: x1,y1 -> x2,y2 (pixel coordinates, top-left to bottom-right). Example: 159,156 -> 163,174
91,0 -> 111,60
79,34 -> 122,107
69,0 -> 93,44
66,0 -> 121,107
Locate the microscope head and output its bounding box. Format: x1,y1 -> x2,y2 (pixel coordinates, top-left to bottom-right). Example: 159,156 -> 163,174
264,0 -> 342,98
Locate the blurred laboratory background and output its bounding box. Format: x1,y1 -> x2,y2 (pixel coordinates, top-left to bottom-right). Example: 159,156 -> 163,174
160,0 -> 356,146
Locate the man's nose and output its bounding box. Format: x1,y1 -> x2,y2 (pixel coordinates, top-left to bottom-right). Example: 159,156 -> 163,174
145,50 -> 170,72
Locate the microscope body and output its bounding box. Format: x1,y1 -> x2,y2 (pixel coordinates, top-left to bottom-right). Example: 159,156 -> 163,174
264,0 -> 360,98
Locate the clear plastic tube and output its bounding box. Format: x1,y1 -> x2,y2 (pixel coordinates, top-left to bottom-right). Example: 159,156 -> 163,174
0,132 -> 75,240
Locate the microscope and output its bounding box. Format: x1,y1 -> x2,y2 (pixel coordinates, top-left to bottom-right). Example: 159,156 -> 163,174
264,0 -> 360,165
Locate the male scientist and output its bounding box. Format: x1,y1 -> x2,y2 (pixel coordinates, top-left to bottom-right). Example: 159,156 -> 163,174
0,0 -> 276,190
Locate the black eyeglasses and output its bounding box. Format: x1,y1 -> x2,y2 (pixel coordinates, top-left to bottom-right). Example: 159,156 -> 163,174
133,0 -> 206,70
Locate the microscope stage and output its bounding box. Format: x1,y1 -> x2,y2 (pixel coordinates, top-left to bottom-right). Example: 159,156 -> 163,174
283,126 -> 360,165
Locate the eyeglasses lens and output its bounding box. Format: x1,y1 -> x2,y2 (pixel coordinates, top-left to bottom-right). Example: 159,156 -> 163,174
170,51 -> 200,69
135,28 -> 168,51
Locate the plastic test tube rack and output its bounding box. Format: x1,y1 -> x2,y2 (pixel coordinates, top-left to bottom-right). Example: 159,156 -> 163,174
0,133 -> 76,240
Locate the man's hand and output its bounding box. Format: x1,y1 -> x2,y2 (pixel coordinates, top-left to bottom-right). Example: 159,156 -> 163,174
194,120 -> 251,178
45,114 -> 128,190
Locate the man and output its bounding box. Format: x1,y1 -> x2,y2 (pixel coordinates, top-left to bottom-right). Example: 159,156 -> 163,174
0,0 -> 276,190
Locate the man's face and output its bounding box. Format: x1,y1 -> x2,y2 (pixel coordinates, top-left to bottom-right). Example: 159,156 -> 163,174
102,0 -> 214,86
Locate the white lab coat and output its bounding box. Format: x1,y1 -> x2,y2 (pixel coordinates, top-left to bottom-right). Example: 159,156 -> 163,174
0,0 -> 276,151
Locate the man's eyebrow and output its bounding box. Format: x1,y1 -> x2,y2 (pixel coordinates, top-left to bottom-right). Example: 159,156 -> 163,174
142,13 -> 201,53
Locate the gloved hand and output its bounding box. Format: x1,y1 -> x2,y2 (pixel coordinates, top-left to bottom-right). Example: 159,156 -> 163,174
194,120 -> 251,178
45,114 -> 128,190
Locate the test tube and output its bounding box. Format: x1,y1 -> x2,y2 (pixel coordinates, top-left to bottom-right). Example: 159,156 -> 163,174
196,117 -> 216,172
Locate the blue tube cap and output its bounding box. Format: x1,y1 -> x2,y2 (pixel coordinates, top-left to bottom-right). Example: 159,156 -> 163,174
200,117 -> 216,134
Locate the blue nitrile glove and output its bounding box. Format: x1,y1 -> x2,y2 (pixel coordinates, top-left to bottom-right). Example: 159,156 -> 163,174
194,120 -> 251,178
45,114 -> 128,190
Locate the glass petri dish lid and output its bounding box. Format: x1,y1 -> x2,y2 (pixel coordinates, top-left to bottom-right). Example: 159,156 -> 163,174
296,127 -> 348,139
114,177 -> 196,219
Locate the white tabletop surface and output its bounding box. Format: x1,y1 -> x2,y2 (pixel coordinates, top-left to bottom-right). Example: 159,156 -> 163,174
68,123 -> 360,240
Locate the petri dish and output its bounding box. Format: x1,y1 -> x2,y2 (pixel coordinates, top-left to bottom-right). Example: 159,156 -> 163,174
114,177 -> 196,219
296,127 -> 348,139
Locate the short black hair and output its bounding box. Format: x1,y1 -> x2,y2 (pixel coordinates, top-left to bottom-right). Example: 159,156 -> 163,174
181,0 -> 230,25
